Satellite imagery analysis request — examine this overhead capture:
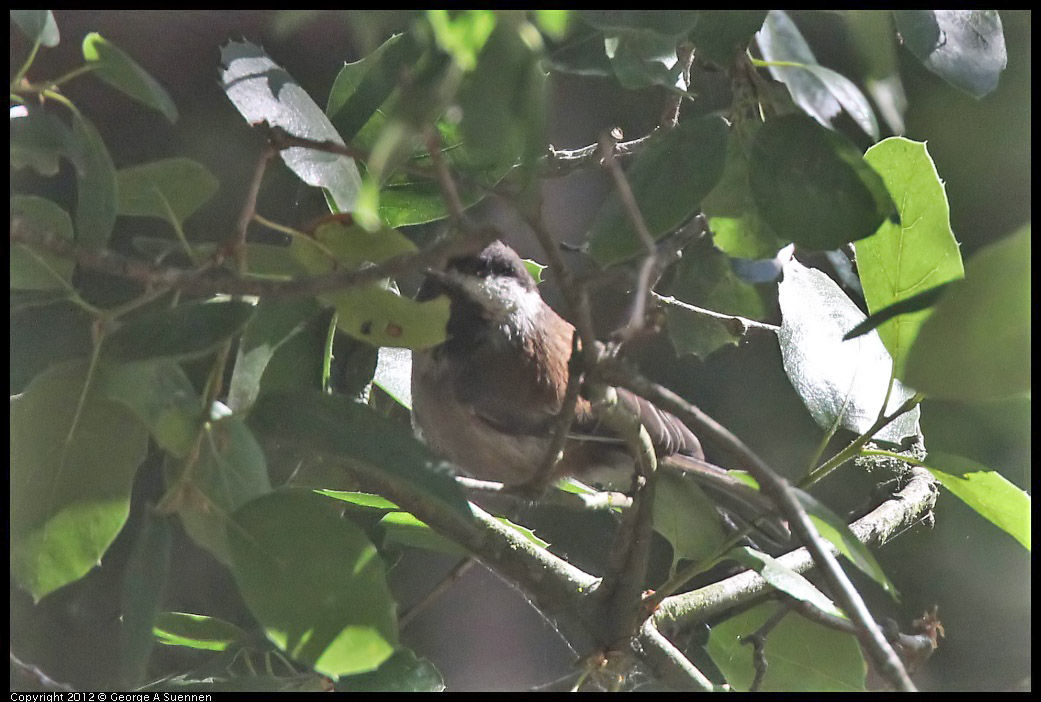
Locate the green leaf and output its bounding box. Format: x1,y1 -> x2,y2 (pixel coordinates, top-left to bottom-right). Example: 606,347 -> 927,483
750,115 -> 896,250
903,225 -> 1030,401
795,488 -> 898,598
777,259 -> 920,444
153,612 -> 247,651
458,20 -> 548,173
82,33 -> 177,122
706,601 -> 866,691
11,10 -> 60,47
380,511 -> 468,557
499,516 -> 550,549
174,416 -> 272,564
653,472 -> 725,573
327,33 -> 422,142
337,648 -> 445,692
228,490 -> 398,678
100,359 -> 203,459
702,122 -> 788,259
9,106 -> 83,176
10,302 -> 93,395
308,215 -> 420,268
893,10 -> 1007,99
578,10 -> 700,36
842,284 -> 951,342
845,11 -> 906,134
317,490 -> 399,510
661,243 -> 767,359
533,10 -> 571,41
757,11 -> 879,140
604,30 -> 681,90
288,228 -> 450,349
588,115 -> 728,265
688,11 -> 767,66
11,360 -> 149,601
728,546 -> 842,617
220,40 -> 362,213
228,298 -> 320,412
327,287 -> 450,350
427,9 -> 497,71
924,453 -> 1030,551
116,157 -> 219,223
70,112 -> 118,249
854,138 -> 964,376
10,195 -> 75,291
120,510 -> 171,687
249,392 -> 472,520
104,299 -> 256,363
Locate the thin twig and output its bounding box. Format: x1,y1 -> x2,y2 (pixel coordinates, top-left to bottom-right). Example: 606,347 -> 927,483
653,293 -> 780,334
10,652 -> 77,692
740,602 -> 792,692
399,557 -> 478,629
660,43 -> 696,128
540,134 -> 653,178
423,127 -> 468,228
598,132 -> 658,337
230,144 -> 275,273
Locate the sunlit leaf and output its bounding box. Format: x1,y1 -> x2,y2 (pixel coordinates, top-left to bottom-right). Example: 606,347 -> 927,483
11,361 -> 149,601
893,10 -> 1007,99
221,40 -> 362,213
228,490 -> 398,677
796,488 -> 898,598
924,453 -> 1030,551
854,138 -> 964,376
903,225 -> 1030,401
778,259 -> 920,444
153,612 -> 246,651
757,11 -> 878,140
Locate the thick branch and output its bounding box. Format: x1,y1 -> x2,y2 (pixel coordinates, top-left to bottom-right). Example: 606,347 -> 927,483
10,218 -> 498,300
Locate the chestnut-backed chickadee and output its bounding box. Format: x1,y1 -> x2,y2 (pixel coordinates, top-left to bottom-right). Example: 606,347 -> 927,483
411,241 -> 787,542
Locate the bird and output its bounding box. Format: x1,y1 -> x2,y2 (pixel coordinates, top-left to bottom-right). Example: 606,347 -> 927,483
410,240 -> 788,543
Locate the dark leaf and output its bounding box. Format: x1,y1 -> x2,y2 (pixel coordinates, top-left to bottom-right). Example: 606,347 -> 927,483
750,115 -> 896,250
104,300 -> 256,363
249,392 -> 471,519
82,32 -> 177,122
588,115 -> 728,265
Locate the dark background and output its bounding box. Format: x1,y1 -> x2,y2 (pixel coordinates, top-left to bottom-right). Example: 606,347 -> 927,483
10,10 -> 1030,691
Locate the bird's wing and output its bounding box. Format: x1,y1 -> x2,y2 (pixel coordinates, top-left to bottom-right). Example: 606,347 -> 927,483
567,387 -> 704,460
